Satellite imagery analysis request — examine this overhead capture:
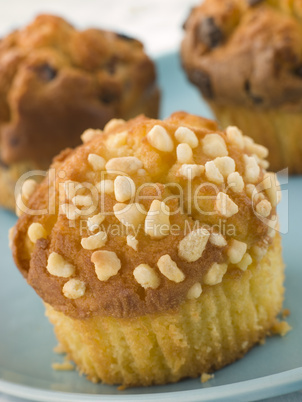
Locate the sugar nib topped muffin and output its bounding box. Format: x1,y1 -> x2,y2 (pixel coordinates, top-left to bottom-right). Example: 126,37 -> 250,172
181,0 -> 302,173
11,112 -> 287,387
0,14 -> 159,210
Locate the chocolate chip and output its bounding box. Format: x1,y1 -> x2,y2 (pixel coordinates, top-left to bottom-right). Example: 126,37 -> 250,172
0,157 -> 9,169
105,56 -> 119,75
197,17 -> 223,48
190,69 -> 213,99
247,0 -> 264,6
116,33 -> 135,42
99,90 -> 118,104
99,83 -> 121,104
244,80 -> 250,91
34,64 -> 57,81
244,80 -> 263,104
9,136 -> 20,147
293,65 -> 302,77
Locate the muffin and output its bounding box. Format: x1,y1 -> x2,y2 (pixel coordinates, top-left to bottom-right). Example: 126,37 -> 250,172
0,14 -> 159,210
11,112 -> 285,387
181,0 -> 302,173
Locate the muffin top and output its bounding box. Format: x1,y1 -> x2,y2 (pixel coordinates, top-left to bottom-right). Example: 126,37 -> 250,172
0,14 -> 158,167
181,0 -> 302,110
11,112 -> 281,319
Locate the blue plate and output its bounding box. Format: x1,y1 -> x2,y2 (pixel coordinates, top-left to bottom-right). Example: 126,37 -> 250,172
0,52 -> 302,402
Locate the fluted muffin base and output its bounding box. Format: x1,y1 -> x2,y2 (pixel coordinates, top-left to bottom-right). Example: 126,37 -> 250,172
209,102 -> 302,174
45,233 -> 284,387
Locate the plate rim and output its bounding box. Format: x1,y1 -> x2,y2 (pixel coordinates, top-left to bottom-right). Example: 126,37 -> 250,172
0,368 -> 302,402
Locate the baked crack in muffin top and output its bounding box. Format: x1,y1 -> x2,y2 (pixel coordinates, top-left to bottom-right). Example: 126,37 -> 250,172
11,112 -> 281,319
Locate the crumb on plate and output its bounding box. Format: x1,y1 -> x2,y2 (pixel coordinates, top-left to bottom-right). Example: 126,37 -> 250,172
201,373 -> 214,383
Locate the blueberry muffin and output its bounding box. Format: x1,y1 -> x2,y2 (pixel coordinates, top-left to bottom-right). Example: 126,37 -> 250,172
181,0 -> 302,173
0,14 -> 159,210
11,112 -> 285,387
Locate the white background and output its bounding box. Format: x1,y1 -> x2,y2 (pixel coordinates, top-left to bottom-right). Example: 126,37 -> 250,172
0,1 -> 301,401
0,0 -> 200,57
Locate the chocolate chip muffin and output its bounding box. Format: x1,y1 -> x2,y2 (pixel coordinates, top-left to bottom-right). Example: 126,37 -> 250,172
0,14 -> 159,210
11,112 -> 286,387
181,0 -> 302,173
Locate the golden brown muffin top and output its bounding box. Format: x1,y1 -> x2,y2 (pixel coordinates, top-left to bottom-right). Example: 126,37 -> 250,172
0,14 -> 158,167
181,0 -> 302,110
11,112 -> 281,319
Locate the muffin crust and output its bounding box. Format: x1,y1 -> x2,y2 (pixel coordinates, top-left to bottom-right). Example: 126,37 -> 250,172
11,112 -> 281,319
